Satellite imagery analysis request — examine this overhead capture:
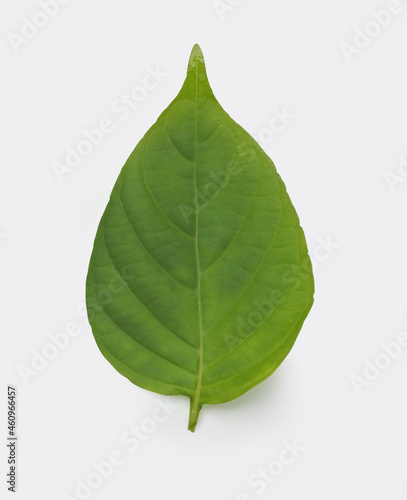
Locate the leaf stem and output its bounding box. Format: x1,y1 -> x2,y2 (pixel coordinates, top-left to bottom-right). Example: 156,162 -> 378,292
188,401 -> 202,432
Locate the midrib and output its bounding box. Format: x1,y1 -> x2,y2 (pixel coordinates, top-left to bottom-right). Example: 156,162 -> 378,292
189,62 -> 204,431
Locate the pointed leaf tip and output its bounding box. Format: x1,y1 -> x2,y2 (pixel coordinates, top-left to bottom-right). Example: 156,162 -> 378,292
188,44 -> 204,70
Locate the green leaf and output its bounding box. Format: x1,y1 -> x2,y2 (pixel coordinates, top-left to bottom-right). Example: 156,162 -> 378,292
86,44 -> 314,432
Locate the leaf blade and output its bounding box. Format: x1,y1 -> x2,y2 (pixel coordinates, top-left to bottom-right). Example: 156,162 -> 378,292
86,44 -> 314,431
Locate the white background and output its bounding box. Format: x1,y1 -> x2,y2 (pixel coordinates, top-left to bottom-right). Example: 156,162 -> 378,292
1,0 -> 407,499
